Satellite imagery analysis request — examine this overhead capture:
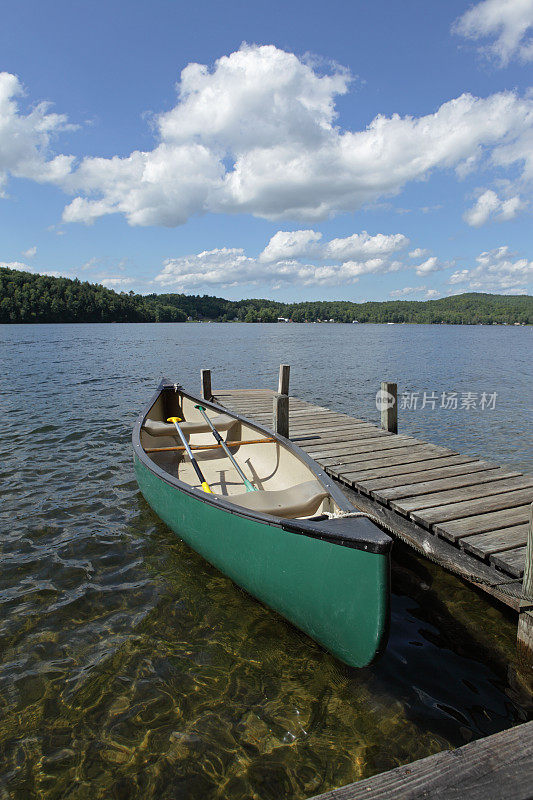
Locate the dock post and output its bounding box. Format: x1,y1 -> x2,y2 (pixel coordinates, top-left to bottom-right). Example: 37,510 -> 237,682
380,381 -> 398,434
273,393 -> 289,438
201,369 -> 212,401
278,364 -> 290,396
517,504 -> 533,665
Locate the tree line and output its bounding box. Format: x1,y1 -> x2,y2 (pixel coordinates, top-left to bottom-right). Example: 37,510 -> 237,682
0,268 -> 187,323
1,266 -> 531,325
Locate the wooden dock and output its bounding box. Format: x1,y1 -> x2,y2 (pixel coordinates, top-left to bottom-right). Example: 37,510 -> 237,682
211,379 -> 533,653
308,720 -> 533,800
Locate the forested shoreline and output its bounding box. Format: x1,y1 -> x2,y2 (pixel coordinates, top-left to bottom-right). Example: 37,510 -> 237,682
1,266 -> 531,325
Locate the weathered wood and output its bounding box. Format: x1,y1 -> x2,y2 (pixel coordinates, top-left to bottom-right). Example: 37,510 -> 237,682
278,364 -> 290,396
273,393 -> 289,438
309,436 -> 413,461
317,436 -> 425,462
460,524 -> 530,558
380,381 -> 397,434
522,503 -> 533,600
308,720 -> 533,800
302,429 -> 390,449
364,461 -> 498,493
517,610 -> 533,663
375,467 -> 518,502
413,488 -> 533,529
339,447 -> 458,476
491,547 -> 526,578
434,505 -> 532,541
342,455 -> 477,483
391,475 -> 531,515
200,368 -> 213,401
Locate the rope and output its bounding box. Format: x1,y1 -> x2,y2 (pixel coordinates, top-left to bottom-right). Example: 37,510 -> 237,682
326,508 -> 531,603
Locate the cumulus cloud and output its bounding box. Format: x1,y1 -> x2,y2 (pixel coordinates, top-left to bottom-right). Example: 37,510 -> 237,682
63,44 -> 533,225
409,247 -> 430,259
155,229 -> 411,290
22,246 -> 37,258
0,72 -> 74,195
259,229 -> 408,262
449,245 -> 533,291
2,45 -> 533,227
389,286 -> 440,299
453,0 -> 533,65
464,188 -> 527,225
414,256 -> 445,276
98,276 -> 136,288
259,229 -> 323,262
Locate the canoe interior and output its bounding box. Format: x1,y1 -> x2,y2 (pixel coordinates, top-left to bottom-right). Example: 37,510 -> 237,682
140,388 -> 339,518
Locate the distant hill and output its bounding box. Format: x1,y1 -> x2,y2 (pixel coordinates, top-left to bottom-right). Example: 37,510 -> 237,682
1,266 -> 531,324
0,267 -> 187,323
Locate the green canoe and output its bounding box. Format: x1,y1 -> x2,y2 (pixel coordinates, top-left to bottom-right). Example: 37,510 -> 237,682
133,380 -> 391,667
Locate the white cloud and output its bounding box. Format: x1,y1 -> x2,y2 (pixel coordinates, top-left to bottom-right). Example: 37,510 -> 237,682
98,276 -> 135,288
453,0 -> 533,65
323,232 -> 409,261
389,286 -> 440,299
155,228 -> 411,290
464,188 -> 527,226
414,256 -> 444,276
259,229 -> 408,262
259,229 -> 323,262
22,246 -> 37,258
409,248 -> 430,259
449,245 -> 533,291
2,46 -> 533,227
0,72 -> 74,195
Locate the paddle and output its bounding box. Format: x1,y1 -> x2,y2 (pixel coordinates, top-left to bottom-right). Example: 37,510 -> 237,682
195,404 -> 256,492
167,416 -> 212,494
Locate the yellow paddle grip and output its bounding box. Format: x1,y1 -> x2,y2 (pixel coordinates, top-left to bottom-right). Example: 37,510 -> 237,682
201,482 -> 213,494
167,416 -> 182,423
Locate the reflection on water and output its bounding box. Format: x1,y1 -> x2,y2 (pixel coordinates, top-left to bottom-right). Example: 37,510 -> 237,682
0,323 -> 531,799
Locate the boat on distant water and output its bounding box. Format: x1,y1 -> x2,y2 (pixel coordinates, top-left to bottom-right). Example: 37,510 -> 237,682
133,380 -> 391,667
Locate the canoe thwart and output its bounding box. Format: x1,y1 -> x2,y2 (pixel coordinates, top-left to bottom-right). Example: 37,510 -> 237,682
145,437 -> 276,453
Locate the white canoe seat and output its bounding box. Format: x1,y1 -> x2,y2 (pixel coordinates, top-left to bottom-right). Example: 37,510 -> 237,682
143,413 -> 236,437
229,480 -> 329,519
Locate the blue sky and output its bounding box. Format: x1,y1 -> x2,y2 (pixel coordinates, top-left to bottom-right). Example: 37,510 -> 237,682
1,0 -> 532,301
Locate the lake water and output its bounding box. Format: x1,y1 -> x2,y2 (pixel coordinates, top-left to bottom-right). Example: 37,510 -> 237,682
1,322 -> 531,800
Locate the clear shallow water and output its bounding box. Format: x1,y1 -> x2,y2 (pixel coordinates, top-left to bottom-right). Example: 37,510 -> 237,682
0,322 -> 531,800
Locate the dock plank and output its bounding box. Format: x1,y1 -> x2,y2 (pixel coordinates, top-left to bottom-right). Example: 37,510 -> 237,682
339,447 -> 458,477
491,547 -> 527,578
308,720 -> 533,800
460,525 -> 530,559
390,475 -> 530,514
309,438 -> 419,461
337,455 -> 477,484
373,467 -> 516,501
433,505 -> 532,540
412,488 -> 533,529
316,436 -> 425,462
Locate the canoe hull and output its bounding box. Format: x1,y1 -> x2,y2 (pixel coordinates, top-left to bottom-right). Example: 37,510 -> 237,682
134,455 -> 389,668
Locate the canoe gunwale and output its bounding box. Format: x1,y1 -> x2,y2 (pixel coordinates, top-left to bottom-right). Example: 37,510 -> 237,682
132,379 -> 392,556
